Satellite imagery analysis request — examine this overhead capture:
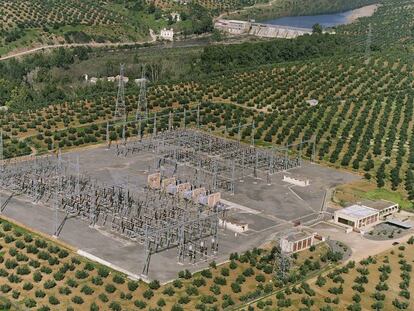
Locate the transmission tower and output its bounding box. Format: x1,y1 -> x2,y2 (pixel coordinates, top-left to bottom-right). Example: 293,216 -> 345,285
364,23 -> 372,65
136,64 -> 148,120
272,245 -> 291,282
114,64 -> 126,121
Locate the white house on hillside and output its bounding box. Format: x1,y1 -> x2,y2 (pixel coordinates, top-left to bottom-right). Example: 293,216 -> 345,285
160,28 -> 174,41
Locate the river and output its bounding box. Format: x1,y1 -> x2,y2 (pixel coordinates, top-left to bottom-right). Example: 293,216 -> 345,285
262,4 -> 379,29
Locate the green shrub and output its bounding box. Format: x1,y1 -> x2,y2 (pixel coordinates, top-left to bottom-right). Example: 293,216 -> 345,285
163,286 -> 175,296
221,267 -> 230,276
201,269 -> 212,278
59,286 -> 72,295
81,285 -> 94,295
157,298 -> 166,307
109,301 -> 121,311
210,284 -> 220,295
214,276 -> 226,285
71,257 -> 81,265
29,260 -> 40,268
84,262 -> 95,271
0,284 -> 11,294
75,270 -> 89,279
105,284 -> 117,293
171,304 -> 184,311
15,240 -> 25,249
99,293 -> 108,303
48,245 -> 60,254
178,295 -> 191,304
186,285 -> 199,296
58,249 -> 69,258
2,223 -> 12,231
53,271 -> 65,281
92,276 -> 103,286
178,269 -> 192,279
113,274 -> 125,284
44,280 -> 56,289
143,289 -> 154,299
127,280 -> 139,291
23,282 -> 33,290
173,279 -> 183,288
26,245 -> 39,254
66,278 -> 78,288
72,296 -> 84,304
24,298 -> 36,308
255,274 -> 265,282
231,282 -> 241,293
230,260 -> 238,270
35,239 -> 47,248
149,279 -> 160,289
90,302 -> 99,311
35,290 -> 46,298
49,296 -> 60,305
0,269 -> 9,277
193,278 -> 206,287
24,234 -> 33,243
16,252 -> 29,262
8,274 -> 21,283
11,289 -> 20,299
5,259 -> 17,269
40,266 -> 52,274
134,300 -> 147,309
98,267 -> 109,278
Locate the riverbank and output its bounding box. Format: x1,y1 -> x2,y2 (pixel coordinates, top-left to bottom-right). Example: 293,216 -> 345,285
260,3 -> 379,29
345,3 -> 379,23
224,0 -> 378,24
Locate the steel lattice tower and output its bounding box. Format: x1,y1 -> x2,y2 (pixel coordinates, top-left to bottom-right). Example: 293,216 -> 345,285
136,65 -> 148,121
114,64 -> 126,121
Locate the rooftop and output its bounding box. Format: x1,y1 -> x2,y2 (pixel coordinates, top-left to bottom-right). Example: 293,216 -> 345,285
358,200 -> 398,211
386,219 -> 414,229
336,204 -> 378,218
284,231 -> 314,242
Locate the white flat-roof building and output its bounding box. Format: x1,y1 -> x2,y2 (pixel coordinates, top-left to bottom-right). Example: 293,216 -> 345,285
360,200 -> 399,219
160,28 -> 174,41
334,204 -> 380,230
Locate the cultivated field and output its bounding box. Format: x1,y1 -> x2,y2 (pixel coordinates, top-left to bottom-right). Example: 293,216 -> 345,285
0,217 -> 337,310
247,236 -> 414,310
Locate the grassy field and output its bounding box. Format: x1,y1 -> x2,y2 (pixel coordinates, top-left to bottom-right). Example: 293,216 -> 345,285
334,181 -> 414,210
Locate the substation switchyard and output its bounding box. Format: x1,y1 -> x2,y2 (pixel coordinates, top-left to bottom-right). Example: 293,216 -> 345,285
0,123 -> 357,281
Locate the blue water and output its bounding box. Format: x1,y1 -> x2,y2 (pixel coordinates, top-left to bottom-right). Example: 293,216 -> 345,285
263,10 -> 354,29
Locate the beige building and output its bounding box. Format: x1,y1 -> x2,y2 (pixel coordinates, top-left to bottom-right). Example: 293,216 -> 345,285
214,19 -> 251,35
280,231 -> 317,253
334,204 -> 380,230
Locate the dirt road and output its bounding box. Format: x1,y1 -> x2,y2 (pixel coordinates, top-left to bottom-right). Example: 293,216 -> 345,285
0,29 -> 157,61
